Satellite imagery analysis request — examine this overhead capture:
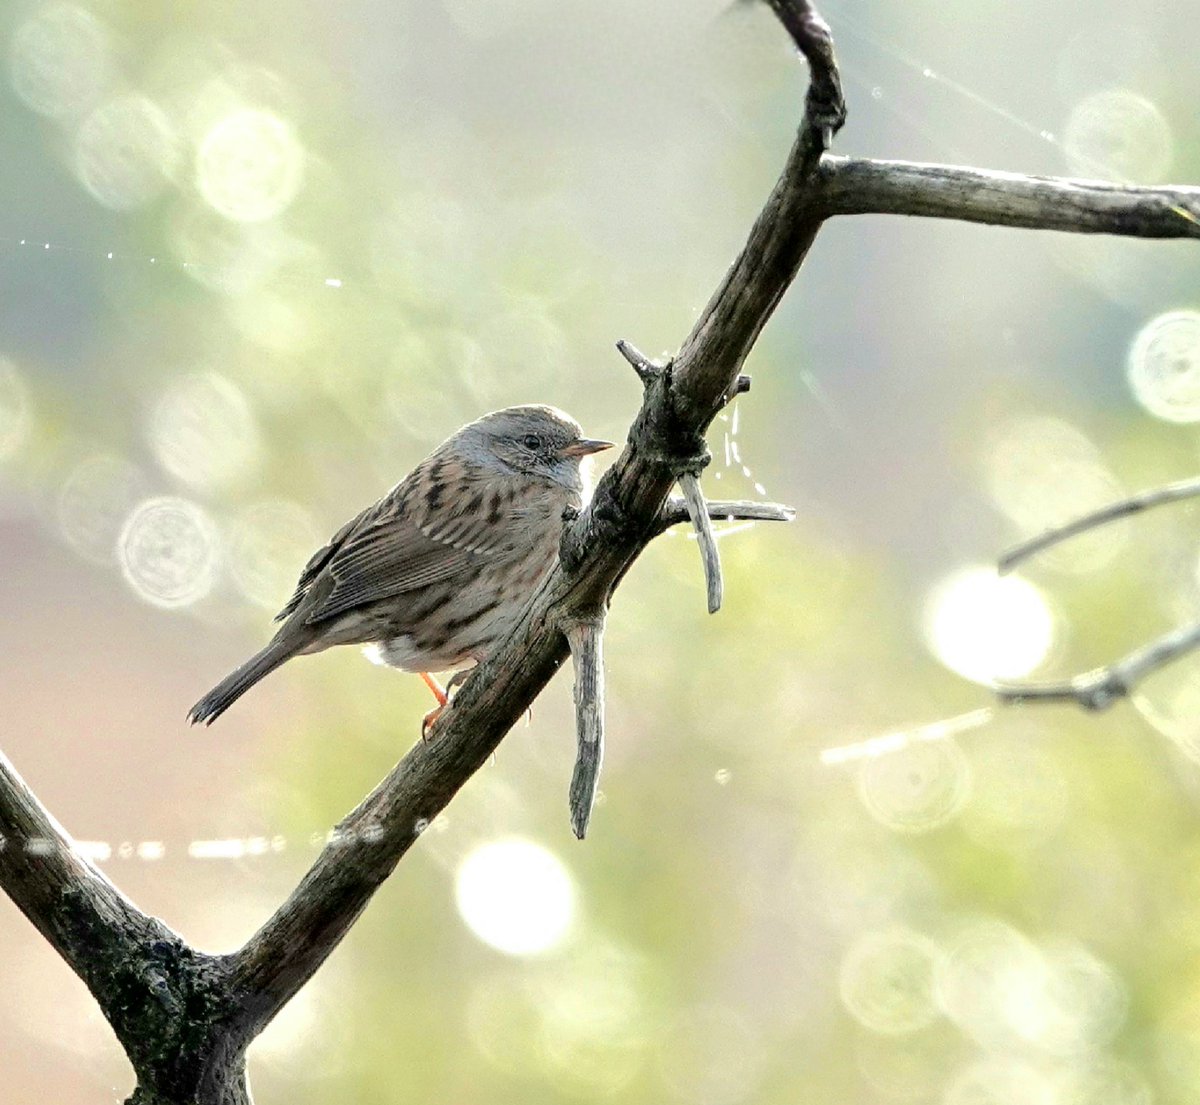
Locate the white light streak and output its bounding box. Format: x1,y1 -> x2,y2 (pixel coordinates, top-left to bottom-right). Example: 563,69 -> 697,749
821,707 -> 994,765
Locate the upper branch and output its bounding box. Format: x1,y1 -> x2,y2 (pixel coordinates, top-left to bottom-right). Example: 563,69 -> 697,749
818,157 -> 1200,238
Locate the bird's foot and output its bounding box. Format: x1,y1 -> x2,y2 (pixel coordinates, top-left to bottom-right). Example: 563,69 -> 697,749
418,671 -> 449,743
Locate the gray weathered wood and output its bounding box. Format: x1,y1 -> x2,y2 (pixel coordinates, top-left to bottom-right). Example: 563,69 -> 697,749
679,472 -> 724,614
2,2 -> 1198,1100
566,615 -> 606,839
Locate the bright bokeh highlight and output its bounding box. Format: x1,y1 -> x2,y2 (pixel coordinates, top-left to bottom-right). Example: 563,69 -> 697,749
1127,310 -> 1200,422
197,108 -> 304,222
455,838 -> 575,956
923,567 -> 1055,684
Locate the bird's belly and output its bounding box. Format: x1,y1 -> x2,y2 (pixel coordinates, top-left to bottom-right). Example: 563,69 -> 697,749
369,549 -> 556,673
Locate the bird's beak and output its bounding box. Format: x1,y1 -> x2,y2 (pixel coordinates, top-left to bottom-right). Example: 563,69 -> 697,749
561,437 -> 614,458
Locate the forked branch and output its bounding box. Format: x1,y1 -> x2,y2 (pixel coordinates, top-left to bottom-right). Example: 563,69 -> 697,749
2,2 -> 1198,1101
996,473 -> 1200,711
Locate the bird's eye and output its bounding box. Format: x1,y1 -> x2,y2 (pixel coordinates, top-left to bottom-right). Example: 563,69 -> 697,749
522,434 -> 542,450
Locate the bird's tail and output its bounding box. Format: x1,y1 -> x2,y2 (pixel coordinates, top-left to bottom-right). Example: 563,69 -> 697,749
188,638 -> 297,726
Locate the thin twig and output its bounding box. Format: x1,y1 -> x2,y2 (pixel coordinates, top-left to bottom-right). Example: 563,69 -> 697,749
999,475 -> 1200,573
995,620 -> 1200,711
655,497 -> 795,532
566,615 -> 606,839
679,473 -> 723,614
615,339 -> 662,384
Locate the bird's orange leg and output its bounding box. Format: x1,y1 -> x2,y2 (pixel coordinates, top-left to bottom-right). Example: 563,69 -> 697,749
420,671 -> 449,741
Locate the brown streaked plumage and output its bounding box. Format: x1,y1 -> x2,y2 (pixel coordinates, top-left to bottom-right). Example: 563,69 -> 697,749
188,405 -> 612,728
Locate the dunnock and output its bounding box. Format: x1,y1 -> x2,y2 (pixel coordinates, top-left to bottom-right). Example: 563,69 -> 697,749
189,405 -> 612,728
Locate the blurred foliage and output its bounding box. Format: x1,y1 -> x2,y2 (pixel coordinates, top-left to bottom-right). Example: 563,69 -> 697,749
2,1 -> 1200,1104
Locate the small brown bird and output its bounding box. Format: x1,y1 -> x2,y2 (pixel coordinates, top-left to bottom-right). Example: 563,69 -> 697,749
189,405 -> 612,729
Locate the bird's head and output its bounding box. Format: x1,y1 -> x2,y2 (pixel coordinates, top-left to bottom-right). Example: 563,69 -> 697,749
461,405 -> 613,493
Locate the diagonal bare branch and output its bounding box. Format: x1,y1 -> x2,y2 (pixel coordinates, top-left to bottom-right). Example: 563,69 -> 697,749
6,2 -> 1200,1099
999,475 -> 1200,573
225,0 -> 846,1037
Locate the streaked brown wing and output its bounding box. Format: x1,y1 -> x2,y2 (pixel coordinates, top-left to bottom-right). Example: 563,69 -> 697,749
282,468 -> 519,628
274,501 -> 381,622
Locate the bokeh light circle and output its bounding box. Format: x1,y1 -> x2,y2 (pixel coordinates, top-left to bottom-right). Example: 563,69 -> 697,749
0,359 -> 33,461
944,1057 -> 1056,1105
148,373 -> 261,492
228,499 -> 321,609
985,416 -> 1123,572
455,838 -> 575,956
8,3 -> 113,120
924,568 -> 1054,685
857,740 -> 971,834
197,108 -> 304,222
1127,310 -> 1200,423
118,496 -> 220,608
1063,89 -> 1173,182
1023,942 -> 1127,1056
57,453 -> 147,564
838,929 -> 941,1035
935,919 -> 1046,1049
75,92 -> 179,210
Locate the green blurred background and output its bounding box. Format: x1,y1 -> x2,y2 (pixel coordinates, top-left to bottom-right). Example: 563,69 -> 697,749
2,0 -> 1200,1102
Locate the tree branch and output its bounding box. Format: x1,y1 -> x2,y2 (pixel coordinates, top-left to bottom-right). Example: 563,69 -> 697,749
818,157 -> 1200,238
0,752 -> 164,988
5,2 -> 1200,1100
227,0 -> 846,1036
